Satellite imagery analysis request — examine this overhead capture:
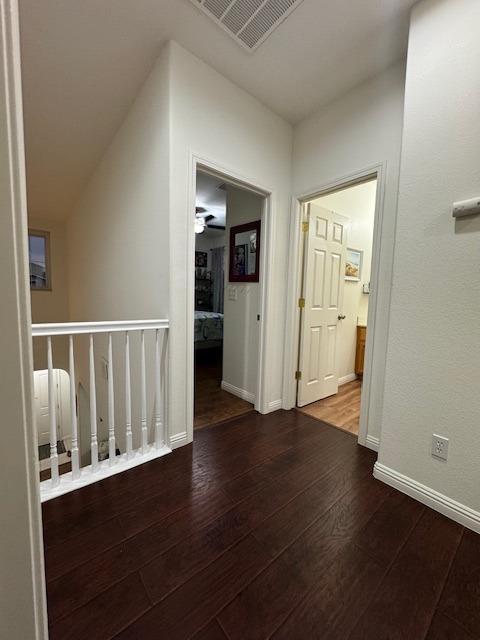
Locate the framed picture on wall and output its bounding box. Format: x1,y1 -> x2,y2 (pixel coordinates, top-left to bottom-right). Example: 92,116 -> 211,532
229,220 -> 261,282
28,229 -> 51,290
345,248 -> 363,281
195,251 -> 208,268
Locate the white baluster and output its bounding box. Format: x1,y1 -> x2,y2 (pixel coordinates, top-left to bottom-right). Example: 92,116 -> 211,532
140,329 -> 148,453
47,336 -> 59,486
154,329 -> 163,449
107,332 -> 116,465
68,335 -> 80,479
125,331 -> 133,459
89,334 -> 99,471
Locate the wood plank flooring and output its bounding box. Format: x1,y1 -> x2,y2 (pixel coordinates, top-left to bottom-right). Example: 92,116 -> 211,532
42,409 -> 479,640
194,348 -> 253,429
297,379 -> 361,435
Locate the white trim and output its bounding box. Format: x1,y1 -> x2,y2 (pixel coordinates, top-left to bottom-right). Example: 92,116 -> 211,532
365,434 -> 380,452
186,153 -> 274,445
32,319 -> 169,337
221,380 -> 255,404
282,164 -> 390,453
169,431 -> 188,449
374,462 -> 480,534
40,445 -> 172,502
38,450 -> 70,473
0,0 -> 48,634
338,373 -> 357,386
266,399 -> 282,412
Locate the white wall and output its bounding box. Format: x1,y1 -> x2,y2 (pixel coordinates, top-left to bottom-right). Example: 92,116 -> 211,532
223,186 -> 263,398
66,46 -> 171,449
314,179 -> 376,380
292,62 -> 405,442
67,49 -> 170,323
377,0 -> 480,521
169,41 -> 293,437
29,217 -> 69,372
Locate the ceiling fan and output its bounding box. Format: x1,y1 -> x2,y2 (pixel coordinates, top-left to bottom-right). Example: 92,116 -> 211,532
195,206 -> 225,234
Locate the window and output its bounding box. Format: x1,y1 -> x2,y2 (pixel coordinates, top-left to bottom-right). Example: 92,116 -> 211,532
28,230 -> 51,290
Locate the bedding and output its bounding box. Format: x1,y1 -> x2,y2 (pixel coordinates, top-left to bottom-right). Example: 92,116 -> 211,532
194,311 -> 224,343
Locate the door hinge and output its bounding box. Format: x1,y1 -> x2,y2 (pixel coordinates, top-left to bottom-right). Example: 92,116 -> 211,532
295,370 -> 302,380
302,221 -> 309,233
298,297 -> 305,309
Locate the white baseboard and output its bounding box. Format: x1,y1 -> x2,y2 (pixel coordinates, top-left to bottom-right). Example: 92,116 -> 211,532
365,435 -> 380,452
338,373 -> 357,386
221,380 -> 255,404
169,431 -> 189,449
265,399 -> 282,413
40,444 -> 172,502
374,462 -> 480,534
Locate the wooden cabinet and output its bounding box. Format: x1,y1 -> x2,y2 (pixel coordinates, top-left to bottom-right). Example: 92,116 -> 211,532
355,325 -> 367,376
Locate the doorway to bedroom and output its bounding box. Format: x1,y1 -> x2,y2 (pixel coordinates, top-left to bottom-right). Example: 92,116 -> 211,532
194,169 -> 263,429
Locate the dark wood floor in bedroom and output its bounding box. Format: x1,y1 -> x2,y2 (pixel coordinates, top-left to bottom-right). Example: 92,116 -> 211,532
194,347 -> 253,429
42,410 -> 479,640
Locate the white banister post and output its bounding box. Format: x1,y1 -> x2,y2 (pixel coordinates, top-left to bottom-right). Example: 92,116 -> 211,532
107,333 -> 116,465
154,329 -> 163,449
89,334 -> 99,471
47,336 -> 59,486
125,331 -> 133,459
68,335 -> 80,479
140,329 -> 148,453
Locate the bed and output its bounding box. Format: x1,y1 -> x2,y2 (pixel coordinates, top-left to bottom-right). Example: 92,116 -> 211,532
194,311 -> 224,349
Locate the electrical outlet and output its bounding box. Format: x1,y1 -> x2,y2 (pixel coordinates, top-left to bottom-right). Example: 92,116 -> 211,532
431,434 -> 449,461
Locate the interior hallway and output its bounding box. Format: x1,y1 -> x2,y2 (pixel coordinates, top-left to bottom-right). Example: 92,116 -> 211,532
297,379 -> 362,435
42,409 -> 478,640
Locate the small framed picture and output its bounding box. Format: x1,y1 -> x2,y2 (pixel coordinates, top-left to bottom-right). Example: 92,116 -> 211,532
195,251 -> 208,268
28,229 -> 51,291
345,248 -> 363,281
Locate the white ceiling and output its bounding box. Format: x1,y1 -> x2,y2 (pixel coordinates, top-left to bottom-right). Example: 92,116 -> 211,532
19,0 -> 416,220
196,171 -> 227,227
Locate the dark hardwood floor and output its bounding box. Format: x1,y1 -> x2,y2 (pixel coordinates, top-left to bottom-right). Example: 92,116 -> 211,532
42,410 -> 478,640
194,347 -> 254,429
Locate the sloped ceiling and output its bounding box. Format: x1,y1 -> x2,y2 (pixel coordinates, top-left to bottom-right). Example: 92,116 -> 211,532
19,0 -> 415,219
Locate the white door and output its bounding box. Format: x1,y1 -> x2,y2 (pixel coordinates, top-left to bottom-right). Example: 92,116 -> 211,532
297,203 -> 348,407
34,369 -> 53,446
33,369 -> 71,446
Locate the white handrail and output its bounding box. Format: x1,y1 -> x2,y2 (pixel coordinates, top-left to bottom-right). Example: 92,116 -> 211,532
32,319 -> 169,337
34,319 -> 170,501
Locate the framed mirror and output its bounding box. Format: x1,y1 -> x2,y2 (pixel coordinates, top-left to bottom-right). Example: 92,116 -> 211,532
228,220 -> 261,283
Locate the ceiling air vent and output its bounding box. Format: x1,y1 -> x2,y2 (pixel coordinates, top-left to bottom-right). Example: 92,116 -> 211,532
191,0 -> 305,52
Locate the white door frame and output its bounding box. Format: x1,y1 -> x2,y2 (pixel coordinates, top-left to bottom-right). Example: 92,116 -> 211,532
0,0 -> 48,636
186,152 -> 274,434
282,163 -> 387,449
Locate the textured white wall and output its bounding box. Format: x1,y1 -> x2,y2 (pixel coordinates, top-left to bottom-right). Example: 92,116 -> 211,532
223,186 -> 263,398
293,62 -> 405,441
378,0 -> 480,512
313,180 -> 376,380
